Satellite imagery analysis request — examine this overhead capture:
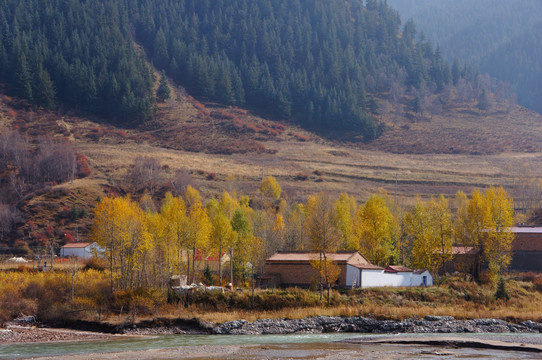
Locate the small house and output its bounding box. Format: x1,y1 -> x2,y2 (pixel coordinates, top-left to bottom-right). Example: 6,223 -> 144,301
260,251 -> 433,288
511,227 -> 542,271
60,242 -> 102,259
261,251 -> 373,288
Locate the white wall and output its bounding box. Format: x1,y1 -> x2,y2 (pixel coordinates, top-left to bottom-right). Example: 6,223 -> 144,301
60,243 -> 103,259
410,271 -> 433,286
360,269 -> 386,288
61,247 -> 89,258
359,270 -> 432,288
346,264 -> 361,287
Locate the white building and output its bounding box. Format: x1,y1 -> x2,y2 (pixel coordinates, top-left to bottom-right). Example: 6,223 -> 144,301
346,264 -> 433,288
60,242 -> 102,259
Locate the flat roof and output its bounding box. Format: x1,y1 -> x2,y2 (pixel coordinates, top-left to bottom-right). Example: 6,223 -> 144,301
512,227 -> 542,234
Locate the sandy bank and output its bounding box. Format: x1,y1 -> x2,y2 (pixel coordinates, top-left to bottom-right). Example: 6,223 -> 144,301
345,334 -> 542,353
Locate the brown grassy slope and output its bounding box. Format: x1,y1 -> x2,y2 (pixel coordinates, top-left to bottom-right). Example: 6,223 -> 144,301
366,98 -> 542,155
1,84 -> 542,242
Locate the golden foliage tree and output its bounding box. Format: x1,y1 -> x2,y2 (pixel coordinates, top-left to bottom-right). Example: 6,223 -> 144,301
305,192 -> 340,300
354,195 -> 396,266
160,192 -> 187,278
184,187 -> 211,283
404,197 -> 437,273
259,176 -> 282,201
483,187 -> 514,281
309,256 -> 341,305
91,196 -> 151,291
428,195 -> 453,274
455,187 -> 514,281
334,193 -> 357,250
209,211 -> 235,285
284,203 -> 308,250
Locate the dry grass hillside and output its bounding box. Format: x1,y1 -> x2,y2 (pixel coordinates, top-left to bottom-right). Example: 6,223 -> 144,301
1,82 -> 542,241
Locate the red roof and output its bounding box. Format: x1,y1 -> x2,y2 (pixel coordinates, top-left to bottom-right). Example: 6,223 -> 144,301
452,246 -> 478,255
61,242 -> 92,249
385,265 -> 412,273
356,264 -> 384,270
266,251 -> 369,264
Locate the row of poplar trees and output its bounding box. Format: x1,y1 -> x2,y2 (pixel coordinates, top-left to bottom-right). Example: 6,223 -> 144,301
91,176 -> 514,292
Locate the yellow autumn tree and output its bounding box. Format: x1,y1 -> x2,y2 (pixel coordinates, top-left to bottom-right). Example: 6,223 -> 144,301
230,207 -> 253,285
305,192 -> 340,301
259,176 -> 282,201
219,191 -> 239,219
209,210 -> 235,285
454,187 -> 514,281
483,187 -> 514,281
354,195 -> 396,266
334,193 -> 357,250
183,187 -> 211,283
160,192 -> 187,278
145,210 -> 171,287
309,256 -> 341,305
428,195 -> 453,274
91,196 -> 151,291
404,197 -> 438,273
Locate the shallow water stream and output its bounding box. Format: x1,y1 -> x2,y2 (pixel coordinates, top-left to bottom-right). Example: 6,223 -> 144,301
2,332 -> 542,359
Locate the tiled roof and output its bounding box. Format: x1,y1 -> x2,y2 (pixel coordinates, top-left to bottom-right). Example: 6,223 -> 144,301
356,264 -> 384,270
61,242 -> 92,248
452,246 -> 478,255
385,265 -> 412,272
266,251 -> 361,263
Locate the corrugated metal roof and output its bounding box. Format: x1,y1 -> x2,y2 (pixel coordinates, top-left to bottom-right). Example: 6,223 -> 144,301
512,227 -> 542,234
61,242 -> 92,248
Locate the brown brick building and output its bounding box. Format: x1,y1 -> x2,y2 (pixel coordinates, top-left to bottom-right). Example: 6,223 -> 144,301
259,251 -> 376,288
260,251 -> 433,288
511,227 -> 542,272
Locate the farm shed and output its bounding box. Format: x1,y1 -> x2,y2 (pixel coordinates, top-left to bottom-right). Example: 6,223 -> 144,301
60,242 -> 103,259
260,251 -> 432,288
511,227 -> 542,272
261,251 -> 372,288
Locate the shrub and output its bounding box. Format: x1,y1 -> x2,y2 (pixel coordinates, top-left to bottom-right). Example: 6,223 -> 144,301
76,153 -> 91,177
495,277 -> 510,301
82,257 -> 108,272
294,133 -> 310,141
193,101 -> 206,111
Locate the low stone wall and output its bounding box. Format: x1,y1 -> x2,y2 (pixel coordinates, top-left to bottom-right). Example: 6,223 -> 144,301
212,316 -> 542,335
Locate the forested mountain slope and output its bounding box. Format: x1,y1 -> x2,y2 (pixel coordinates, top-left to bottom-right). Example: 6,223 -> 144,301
0,0 -> 155,124
387,0 -> 542,114
0,0 -> 458,138
134,0 -> 454,138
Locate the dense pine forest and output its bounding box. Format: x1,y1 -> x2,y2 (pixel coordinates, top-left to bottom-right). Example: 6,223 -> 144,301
0,0 -> 460,138
0,0 -> 155,124
133,0 -> 455,138
387,0 -> 542,114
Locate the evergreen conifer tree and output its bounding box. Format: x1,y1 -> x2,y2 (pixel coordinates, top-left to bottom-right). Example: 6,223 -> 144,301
156,71 -> 171,103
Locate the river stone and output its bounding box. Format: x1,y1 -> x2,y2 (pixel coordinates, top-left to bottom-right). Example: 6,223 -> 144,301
211,316 -> 542,335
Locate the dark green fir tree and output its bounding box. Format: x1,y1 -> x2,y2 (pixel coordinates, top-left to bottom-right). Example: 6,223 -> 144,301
156,71 -> 171,103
